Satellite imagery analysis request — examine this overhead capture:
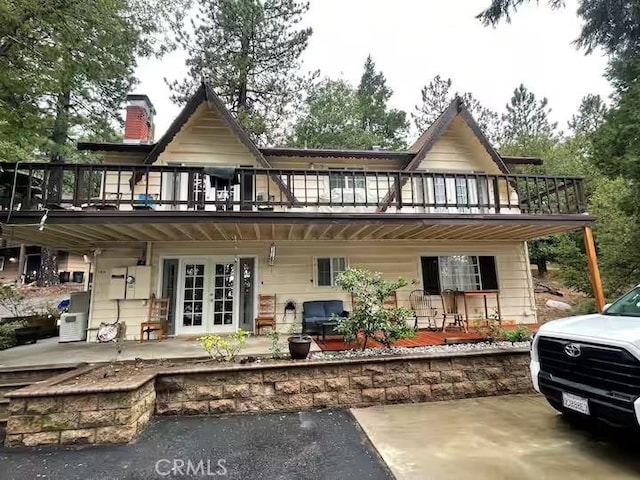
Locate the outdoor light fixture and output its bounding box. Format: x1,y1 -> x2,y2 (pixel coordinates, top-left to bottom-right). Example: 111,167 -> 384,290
38,210 -> 48,231
268,242 -> 276,266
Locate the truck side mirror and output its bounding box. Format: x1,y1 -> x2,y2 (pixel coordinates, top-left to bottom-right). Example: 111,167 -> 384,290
602,303 -> 611,312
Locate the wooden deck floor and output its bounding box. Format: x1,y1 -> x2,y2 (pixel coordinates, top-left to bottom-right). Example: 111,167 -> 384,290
316,324 -> 539,352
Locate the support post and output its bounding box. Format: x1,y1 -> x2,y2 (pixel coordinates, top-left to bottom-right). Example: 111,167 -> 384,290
16,244 -> 26,285
583,226 -> 605,311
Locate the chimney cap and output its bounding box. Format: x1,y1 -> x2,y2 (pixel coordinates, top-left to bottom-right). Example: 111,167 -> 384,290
126,94 -> 156,115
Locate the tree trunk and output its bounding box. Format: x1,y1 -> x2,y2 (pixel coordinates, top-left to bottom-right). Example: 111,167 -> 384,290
37,89 -> 71,287
16,243 -> 26,285
37,248 -> 59,287
536,258 -> 548,276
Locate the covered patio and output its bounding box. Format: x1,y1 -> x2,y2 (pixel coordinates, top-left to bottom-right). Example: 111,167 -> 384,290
0,335 -> 319,369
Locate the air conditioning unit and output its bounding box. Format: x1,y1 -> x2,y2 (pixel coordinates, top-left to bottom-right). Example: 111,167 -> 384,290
59,312 -> 88,343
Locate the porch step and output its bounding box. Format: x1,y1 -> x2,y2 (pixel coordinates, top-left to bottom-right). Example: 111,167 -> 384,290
0,363 -> 81,425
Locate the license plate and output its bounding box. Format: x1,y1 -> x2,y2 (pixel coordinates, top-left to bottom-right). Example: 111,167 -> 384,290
562,392 -> 590,415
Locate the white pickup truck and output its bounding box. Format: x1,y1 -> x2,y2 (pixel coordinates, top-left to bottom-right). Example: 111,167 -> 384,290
531,286 -> 640,427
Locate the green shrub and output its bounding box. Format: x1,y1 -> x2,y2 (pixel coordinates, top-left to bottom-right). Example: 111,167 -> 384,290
334,268 -> 415,350
0,321 -> 27,350
502,325 -> 531,343
266,328 -> 283,359
198,329 -> 249,362
0,285 -> 27,317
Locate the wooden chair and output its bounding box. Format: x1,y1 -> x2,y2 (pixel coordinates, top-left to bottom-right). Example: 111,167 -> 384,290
441,289 -> 466,333
408,290 -> 438,331
140,297 -> 170,342
255,294 -> 276,335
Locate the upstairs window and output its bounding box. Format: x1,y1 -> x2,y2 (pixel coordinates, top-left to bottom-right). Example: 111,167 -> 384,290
329,168 -> 366,190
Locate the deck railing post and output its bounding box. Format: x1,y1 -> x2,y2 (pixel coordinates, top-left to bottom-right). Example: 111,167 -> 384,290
492,176 -> 501,213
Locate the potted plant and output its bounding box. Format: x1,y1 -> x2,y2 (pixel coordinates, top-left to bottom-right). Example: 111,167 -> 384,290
288,322 -> 312,360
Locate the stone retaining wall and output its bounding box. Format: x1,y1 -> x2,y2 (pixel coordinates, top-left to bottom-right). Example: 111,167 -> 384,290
5,380 -> 155,447
155,350 -> 532,415
4,349 -> 532,447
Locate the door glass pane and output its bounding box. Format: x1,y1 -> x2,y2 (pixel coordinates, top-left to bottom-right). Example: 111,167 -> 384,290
213,262 -> 234,326
162,259 -> 179,335
239,258 -> 255,330
182,263 -> 206,327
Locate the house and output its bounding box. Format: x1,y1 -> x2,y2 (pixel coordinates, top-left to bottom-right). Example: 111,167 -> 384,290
0,84 -> 599,340
0,241 -> 89,286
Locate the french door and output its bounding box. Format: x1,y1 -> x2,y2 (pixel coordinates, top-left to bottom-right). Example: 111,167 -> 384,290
176,257 -> 239,335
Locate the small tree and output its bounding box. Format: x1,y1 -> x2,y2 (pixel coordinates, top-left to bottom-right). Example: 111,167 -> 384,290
334,268 -> 415,350
0,285 -> 28,317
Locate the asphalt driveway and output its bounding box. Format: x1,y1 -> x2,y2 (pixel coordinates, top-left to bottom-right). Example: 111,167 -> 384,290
0,410 -> 391,480
352,394 -> 640,480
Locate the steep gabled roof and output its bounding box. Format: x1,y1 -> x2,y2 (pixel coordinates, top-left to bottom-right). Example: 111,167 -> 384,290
376,97 -> 509,212
407,96 -> 509,174
142,82 -> 296,204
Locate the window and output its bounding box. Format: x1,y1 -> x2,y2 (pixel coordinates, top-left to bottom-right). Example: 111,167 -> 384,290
420,255 -> 498,294
329,168 -> 366,190
603,286 -> 640,317
316,257 -> 347,286
440,256 -> 481,291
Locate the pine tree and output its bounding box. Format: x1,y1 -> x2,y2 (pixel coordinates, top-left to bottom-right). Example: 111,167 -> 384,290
500,84 -> 558,153
169,0 -> 313,144
355,56 -> 408,149
411,75 -> 453,132
412,76 -> 500,143
477,0 -> 640,56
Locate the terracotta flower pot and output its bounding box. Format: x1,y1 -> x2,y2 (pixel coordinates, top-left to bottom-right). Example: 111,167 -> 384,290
288,336 -> 312,360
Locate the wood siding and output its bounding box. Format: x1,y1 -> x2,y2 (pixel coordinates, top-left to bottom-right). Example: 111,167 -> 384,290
418,117 -> 502,174
88,240 -> 537,340
156,104 -> 258,166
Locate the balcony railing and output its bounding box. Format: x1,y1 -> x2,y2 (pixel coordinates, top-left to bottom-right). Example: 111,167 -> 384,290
0,163 -> 587,216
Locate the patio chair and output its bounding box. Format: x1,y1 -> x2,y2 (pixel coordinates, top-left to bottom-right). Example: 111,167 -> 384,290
140,297 -> 169,342
409,290 -> 438,331
441,289 -> 466,333
255,294 -> 276,335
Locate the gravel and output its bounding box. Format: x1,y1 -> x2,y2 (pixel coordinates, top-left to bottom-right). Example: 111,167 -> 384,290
309,341 -> 531,360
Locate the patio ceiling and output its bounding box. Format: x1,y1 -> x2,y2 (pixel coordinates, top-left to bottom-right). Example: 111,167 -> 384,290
2,211 -> 594,251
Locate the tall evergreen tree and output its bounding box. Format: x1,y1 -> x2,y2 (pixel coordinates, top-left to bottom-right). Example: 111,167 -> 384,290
478,0 -> 640,57
411,75 -> 453,132
169,0 -> 313,144
412,75 -> 500,143
1,0 -> 182,285
355,56 -> 408,149
500,84 -> 558,154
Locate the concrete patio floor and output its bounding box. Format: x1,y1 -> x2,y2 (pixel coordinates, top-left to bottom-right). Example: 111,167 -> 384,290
352,394 -> 640,480
0,335 -> 320,368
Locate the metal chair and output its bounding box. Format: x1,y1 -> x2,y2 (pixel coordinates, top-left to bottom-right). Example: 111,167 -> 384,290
409,290 -> 438,331
441,289 -> 466,333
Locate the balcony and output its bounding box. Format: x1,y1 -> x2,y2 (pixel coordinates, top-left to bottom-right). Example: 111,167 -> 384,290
0,163 -> 593,248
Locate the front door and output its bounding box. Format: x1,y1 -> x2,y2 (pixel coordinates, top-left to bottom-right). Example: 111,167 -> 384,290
176,257 -> 240,335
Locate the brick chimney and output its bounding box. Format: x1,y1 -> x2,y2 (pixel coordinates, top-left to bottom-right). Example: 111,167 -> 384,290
124,94 -> 156,144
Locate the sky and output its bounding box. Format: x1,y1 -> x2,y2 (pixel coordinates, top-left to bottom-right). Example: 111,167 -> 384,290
133,0 -> 612,141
